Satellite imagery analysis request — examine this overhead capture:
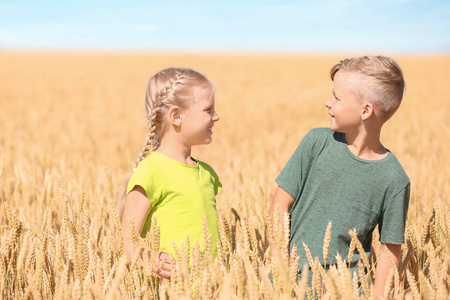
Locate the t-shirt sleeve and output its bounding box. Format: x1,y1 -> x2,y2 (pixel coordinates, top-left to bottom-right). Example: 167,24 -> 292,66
378,182 -> 410,244
275,134 -> 312,199
199,161 -> 222,195
126,163 -> 158,207
214,175 -> 222,195
209,166 -> 222,195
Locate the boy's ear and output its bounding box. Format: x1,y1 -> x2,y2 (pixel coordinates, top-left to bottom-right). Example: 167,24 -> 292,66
168,106 -> 182,126
361,103 -> 374,121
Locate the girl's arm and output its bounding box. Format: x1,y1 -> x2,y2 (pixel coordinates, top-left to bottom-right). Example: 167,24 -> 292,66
374,243 -> 402,297
121,185 -> 152,261
121,186 -> 174,279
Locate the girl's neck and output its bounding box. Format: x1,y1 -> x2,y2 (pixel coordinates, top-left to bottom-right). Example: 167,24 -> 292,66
156,137 -> 196,166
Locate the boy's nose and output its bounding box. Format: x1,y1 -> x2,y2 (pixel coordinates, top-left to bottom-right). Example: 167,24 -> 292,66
325,98 -> 331,108
213,112 -> 220,121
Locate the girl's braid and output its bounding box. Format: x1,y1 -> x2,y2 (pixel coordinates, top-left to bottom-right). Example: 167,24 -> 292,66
133,72 -> 185,169
116,67 -> 211,221
153,71 -> 185,105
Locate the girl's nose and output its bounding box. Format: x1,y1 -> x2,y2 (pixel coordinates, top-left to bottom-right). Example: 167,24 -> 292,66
325,98 -> 332,108
213,112 -> 220,121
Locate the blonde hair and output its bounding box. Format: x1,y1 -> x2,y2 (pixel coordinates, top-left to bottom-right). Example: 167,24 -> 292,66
330,55 -> 405,120
116,67 -> 214,220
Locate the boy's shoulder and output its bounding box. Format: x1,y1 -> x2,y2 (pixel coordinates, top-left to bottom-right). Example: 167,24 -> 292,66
383,150 -> 410,184
307,127 -> 334,137
300,127 -> 330,142
307,128 -> 409,184
302,127 -> 340,146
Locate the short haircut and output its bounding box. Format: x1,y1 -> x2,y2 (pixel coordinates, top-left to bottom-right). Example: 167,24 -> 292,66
330,56 -> 405,120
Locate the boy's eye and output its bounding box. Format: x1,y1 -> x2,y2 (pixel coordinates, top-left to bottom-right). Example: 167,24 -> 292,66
332,92 -> 339,101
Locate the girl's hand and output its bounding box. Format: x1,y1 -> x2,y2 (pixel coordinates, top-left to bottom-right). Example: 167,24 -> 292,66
154,251 -> 176,281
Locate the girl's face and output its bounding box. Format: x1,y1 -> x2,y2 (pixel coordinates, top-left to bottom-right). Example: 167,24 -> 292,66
180,86 -> 220,146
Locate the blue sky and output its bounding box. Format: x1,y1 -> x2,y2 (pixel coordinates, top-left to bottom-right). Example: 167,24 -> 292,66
0,0 -> 449,53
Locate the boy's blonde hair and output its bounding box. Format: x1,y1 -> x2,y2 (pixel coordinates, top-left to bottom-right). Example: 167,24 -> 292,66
330,55 -> 405,120
117,67 -> 213,220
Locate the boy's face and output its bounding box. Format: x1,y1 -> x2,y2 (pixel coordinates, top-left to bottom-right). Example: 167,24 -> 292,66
325,71 -> 364,133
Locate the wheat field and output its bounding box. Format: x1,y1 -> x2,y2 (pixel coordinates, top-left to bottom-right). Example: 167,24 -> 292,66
0,51 -> 449,299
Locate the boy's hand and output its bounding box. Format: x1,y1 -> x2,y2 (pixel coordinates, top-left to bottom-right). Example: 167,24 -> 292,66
153,251 -> 176,281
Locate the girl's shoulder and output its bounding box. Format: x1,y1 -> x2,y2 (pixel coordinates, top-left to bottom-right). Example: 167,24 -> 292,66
196,160 -> 219,178
139,151 -> 169,167
196,159 -> 222,193
196,159 -> 215,172
133,152 -> 165,176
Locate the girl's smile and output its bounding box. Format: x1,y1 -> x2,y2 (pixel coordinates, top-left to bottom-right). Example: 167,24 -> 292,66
180,86 -> 220,146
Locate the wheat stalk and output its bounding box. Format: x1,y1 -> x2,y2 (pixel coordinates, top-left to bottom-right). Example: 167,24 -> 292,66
323,221 -> 332,269
349,229 -> 371,272
302,242 -> 314,271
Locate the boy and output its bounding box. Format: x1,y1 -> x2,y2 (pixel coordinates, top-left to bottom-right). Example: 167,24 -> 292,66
269,56 -> 410,296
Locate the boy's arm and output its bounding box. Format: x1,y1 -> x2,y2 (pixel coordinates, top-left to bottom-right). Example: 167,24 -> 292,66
269,186 -> 295,230
374,243 -> 402,297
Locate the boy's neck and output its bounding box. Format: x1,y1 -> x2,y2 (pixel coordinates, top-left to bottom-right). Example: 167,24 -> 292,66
344,129 -> 388,160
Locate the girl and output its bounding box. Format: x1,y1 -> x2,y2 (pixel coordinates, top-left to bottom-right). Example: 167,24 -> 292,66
117,68 -> 221,280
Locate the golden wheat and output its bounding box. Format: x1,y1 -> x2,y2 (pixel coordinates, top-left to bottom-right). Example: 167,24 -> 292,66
0,51 -> 449,299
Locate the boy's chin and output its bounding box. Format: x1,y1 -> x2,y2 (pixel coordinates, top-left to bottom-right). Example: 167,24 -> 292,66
329,125 -> 338,132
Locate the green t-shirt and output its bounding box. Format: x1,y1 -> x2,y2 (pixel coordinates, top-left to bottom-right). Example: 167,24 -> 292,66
127,151 -> 221,258
276,128 -> 410,271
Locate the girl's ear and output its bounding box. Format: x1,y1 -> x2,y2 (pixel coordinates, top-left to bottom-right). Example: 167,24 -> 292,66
168,106 -> 182,126
361,102 -> 374,121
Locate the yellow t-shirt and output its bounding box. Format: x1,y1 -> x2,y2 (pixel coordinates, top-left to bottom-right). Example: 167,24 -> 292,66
126,151 -> 221,257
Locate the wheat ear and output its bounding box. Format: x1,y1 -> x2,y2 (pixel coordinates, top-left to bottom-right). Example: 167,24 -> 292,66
323,221 -> 332,269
